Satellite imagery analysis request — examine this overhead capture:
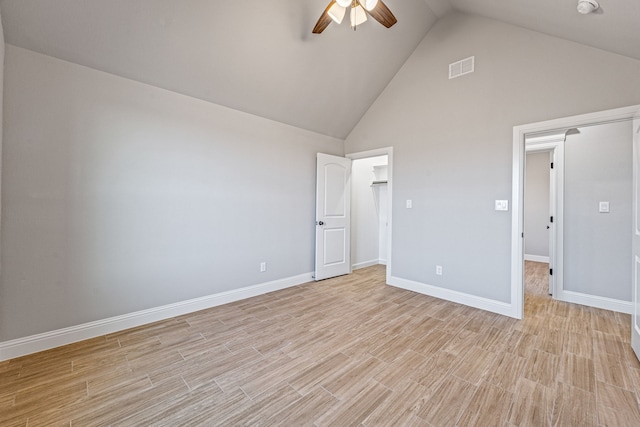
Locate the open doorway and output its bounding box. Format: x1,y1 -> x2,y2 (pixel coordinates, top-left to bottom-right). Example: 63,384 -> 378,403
314,148 -> 393,283
524,150 -> 552,297
347,147 -> 393,284
512,105 -> 639,320
351,155 -> 388,271
523,133 -> 564,305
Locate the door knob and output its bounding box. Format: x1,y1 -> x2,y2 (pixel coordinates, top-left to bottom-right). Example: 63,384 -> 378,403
317,221 -> 324,226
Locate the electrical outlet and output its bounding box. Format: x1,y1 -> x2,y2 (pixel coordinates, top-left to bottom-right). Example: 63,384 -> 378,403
260,262 -> 267,272
436,265 -> 443,276
406,200 -> 413,209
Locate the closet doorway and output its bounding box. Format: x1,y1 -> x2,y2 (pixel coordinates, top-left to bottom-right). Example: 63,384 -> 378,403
350,155 -> 389,271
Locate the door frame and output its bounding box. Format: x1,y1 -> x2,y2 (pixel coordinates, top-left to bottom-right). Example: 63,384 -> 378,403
525,135 -> 564,298
632,113 -> 640,360
511,105 -> 640,319
346,147 -> 394,284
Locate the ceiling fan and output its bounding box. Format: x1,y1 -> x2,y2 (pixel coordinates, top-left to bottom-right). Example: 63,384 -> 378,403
312,0 -> 397,34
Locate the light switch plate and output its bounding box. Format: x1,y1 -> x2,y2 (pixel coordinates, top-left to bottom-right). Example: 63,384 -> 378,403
495,200 -> 509,211
599,201 -> 610,213
406,200 -> 412,209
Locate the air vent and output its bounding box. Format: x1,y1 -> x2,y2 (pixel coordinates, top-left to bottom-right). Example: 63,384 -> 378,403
449,56 -> 474,79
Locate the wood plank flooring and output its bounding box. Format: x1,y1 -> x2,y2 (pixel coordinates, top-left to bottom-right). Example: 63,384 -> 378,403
1,263 -> 639,426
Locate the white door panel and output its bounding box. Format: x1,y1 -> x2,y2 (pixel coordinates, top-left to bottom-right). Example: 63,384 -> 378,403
324,164 -> 347,217
632,112 -> 640,360
549,150 -> 556,296
323,228 -> 346,265
315,153 -> 351,281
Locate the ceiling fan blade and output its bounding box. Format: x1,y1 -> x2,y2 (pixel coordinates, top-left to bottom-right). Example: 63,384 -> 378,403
367,0 -> 397,28
312,1 -> 336,34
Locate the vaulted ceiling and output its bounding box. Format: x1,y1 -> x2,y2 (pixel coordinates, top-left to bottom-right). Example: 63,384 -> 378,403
1,0 -> 638,139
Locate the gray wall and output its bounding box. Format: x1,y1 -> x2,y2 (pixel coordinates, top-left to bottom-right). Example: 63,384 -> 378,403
564,121 -> 632,301
0,45 -> 343,341
345,13 -> 640,303
525,152 -> 550,259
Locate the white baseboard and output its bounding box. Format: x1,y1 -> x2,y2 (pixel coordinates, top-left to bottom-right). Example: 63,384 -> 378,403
379,259 -> 387,266
557,289 -> 632,314
388,276 -> 515,318
524,254 -> 549,263
0,272 -> 313,361
352,259 -> 380,270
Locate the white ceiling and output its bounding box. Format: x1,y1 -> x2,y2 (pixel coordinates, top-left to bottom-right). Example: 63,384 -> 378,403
448,0 -> 640,61
0,0 -> 638,139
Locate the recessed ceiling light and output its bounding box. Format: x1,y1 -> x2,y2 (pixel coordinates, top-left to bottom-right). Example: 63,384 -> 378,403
577,0 -> 599,14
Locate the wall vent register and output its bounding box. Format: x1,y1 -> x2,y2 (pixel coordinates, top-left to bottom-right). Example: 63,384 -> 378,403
449,56 -> 475,79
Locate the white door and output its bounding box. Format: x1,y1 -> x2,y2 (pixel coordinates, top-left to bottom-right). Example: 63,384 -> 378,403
315,153 -> 351,281
632,113 -> 640,359
548,150 -> 556,295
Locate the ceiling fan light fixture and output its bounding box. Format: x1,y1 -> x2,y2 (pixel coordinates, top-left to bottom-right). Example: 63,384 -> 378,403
327,3 -> 346,24
359,0 -> 379,11
577,0 -> 599,14
312,0 -> 396,34
350,4 -> 367,27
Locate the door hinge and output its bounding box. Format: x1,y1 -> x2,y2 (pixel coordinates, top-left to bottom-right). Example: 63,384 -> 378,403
550,268 -> 553,276
550,216 -> 554,223
521,232 -> 524,238
550,162 -> 554,169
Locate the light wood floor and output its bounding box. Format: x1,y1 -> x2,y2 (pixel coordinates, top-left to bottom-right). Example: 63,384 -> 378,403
1,263 -> 639,426
524,260 -> 552,297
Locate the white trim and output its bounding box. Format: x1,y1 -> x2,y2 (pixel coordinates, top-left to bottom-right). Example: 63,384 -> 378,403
512,125 -> 526,319
632,118 -> 640,359
524,254 -> 549,263
513,104 -> 640,319
379,258 -> 387,266
515,105 -> 640,136
346,147 -> 393,285
634,256 -> 640,341
352,259 -> 380,270
556,290 -> 632,314
388,276 -> 516,318
346,147 -> 392,160
525,133 -> 567,147
636,123 -> 640,237
0,272 -> 313,361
